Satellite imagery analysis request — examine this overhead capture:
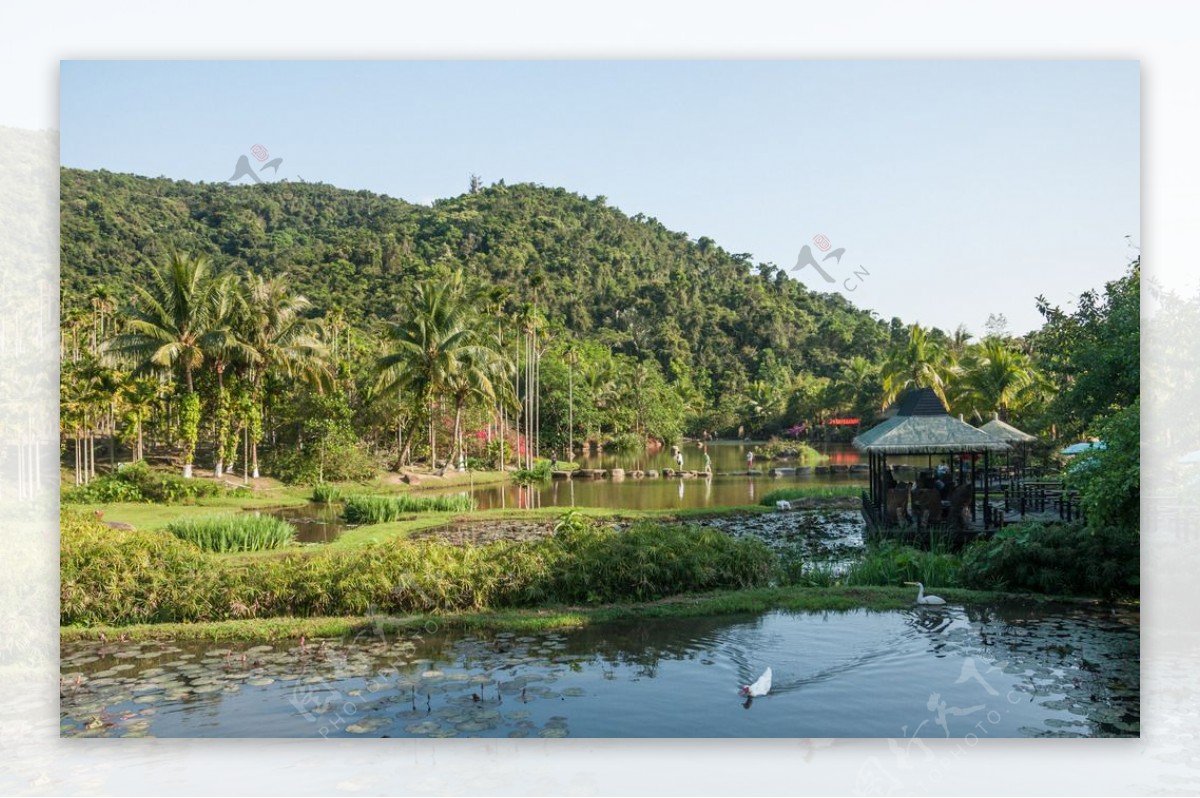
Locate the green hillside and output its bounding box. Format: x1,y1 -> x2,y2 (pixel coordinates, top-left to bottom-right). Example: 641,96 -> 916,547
60,168 -> 894,437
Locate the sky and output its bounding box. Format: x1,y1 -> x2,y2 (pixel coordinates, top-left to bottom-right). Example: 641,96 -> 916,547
59,60 -> 1139,335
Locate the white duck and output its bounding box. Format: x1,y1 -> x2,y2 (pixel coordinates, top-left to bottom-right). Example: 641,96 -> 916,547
775,500 -> 792,511
904,581 -> 946,605
739,667 -> 772,697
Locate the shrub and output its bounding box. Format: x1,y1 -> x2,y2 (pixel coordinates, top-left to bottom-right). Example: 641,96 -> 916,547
603,432 -> 644,453
539,521 -> 776,604
513,459 -> 552,485
61,461 -> 224,505
961,521 -> 1138,598
60,509 -> 211,625
166,514 -> 296,553
261,443 -> 379,486
342,493 -> 477,523
61,511 -> 777,625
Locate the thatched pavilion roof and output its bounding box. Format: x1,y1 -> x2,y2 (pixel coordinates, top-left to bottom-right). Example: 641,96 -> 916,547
854,388 -> 1012,454
978,416 -> 1038,444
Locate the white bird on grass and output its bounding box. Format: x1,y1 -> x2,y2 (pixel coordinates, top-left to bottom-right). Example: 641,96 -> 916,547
775,500 -> 792,511
904,581 -> 946,605
739,667 -> 772,698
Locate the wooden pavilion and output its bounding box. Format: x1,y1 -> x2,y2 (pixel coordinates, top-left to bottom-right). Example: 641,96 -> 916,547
855,388 -> 1012,541
978,413 -> 1038,482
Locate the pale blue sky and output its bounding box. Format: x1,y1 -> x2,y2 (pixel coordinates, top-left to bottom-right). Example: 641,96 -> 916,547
60,60 -> 1139,335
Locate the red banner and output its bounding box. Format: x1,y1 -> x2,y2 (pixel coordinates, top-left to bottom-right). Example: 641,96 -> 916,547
827,418 -> 860,426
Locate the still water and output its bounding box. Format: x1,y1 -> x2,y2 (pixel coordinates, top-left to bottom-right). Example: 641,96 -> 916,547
60,603 -> 1138,738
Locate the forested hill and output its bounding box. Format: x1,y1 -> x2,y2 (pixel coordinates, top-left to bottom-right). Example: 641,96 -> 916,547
60,168 -> 896,427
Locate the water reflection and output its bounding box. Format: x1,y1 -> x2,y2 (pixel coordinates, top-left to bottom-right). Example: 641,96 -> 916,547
61,603 -> 1137,739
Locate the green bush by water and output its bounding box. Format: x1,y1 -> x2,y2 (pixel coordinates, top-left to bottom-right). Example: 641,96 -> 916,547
166,514 -> 296,553
61,510 -> 212,624
759,486 -> 862,506
61,510 -> 775,625
342,493 -> 476,522
961,521 -> 1138,598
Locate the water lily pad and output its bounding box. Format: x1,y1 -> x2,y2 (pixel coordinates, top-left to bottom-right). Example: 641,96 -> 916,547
133,694 -> 163,704
404,720 -> 441,735
538,726 -> 569,737
247,678 -> 275,687
507,729 -> 529,738
345,717 -> 390,734
561,688 -> 586,697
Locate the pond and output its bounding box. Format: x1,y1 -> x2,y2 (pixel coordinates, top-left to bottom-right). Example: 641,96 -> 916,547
248,503 -> 351,544
60,602 -> 1138,738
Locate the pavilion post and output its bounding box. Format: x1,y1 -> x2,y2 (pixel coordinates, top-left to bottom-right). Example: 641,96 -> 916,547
970,453 -> 977,522
984,450 -> 991,529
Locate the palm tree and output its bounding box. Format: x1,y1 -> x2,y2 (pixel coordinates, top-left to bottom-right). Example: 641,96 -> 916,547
103,252 -> 240,476
563,342 -> 580,461
582,358 -> 618,448
880,324 -> 956,408
376,275 -> 489,470
957,338 -> 1036,421
241,271 -> 327,477
209,274 -> 258,477
444,347 -> 505,470
119,376 -> 169,463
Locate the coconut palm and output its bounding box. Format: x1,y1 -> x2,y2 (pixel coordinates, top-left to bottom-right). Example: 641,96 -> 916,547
376,275 -> 491,469
241,271 -> 328,477
581,358 -> 618,447
103,252 -> 245,476
880,324 -> 956,408
958,338 -> 1037,421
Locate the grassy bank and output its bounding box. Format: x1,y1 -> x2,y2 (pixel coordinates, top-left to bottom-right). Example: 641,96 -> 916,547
60,584 -> 1101,642
61,509 -> 777,626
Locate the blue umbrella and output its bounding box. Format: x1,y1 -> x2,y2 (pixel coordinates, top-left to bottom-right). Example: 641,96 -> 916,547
1060,441 -> 1105,456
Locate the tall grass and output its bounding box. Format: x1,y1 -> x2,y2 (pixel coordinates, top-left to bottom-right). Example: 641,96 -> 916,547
166,514 -> 296,553
311,483 -> 341,503
760,485 -> 862,506
843,542 -> 963,589
343,493 -> 477,523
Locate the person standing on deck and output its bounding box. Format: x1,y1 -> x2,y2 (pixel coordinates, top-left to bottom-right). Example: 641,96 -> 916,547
704,449 -> 712,475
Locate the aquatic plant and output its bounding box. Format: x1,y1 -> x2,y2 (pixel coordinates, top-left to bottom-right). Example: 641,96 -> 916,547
311,483 -> 341,503
844,541 -> 963,589
342,493 -> 477,522
166,514 -> 296,553
759,486 -> 862,506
